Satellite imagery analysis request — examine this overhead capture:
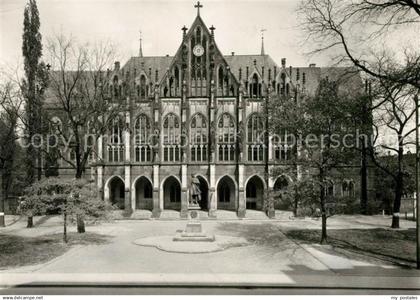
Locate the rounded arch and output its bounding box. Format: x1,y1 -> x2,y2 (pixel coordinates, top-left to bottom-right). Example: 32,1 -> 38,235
132,175 -> 153,210
195,174 -> 209,187
273,174 -> 293,188
217,112 -> 236,127
104,175 -> 125,209
190,112 -> 207,127
162,113 -> 181,127
161,175 -> 182,210
244,174 -> 267,190
192,174 -> 210,211
245,175 -> 265,210
216,175 -> 238,211
131,175 -> 153,191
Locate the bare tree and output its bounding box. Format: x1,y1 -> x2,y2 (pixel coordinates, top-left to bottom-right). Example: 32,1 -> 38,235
269,79 -> 357,243
44,33 -> 123,233
298,0 -> 420,89
0,71 -> 25,227
367,80 -> 417,228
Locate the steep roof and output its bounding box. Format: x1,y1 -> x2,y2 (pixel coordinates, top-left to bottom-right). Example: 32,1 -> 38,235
223,54 -> 279,83
122,56 -> 174,83
289,66 -> 363,96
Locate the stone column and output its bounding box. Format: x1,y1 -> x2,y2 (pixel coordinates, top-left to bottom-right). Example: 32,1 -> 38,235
124,112 -> 132,214
208,80 -> 217,218
152,164 -> 161,218
97,165 -> 104,200
209,164 -> 217,218
124,165 -> 132,214
180,164 -> 188,218
237,164 -> 246,218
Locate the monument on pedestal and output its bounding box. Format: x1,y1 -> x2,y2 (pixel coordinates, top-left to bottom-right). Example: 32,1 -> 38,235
173,174 -> 215,242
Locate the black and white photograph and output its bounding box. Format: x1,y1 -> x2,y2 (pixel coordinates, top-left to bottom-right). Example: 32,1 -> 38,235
0,0 -> 420,297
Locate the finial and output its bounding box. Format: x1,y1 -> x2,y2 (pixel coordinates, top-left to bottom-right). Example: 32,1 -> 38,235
194,1 -> 203,16
260,29 -> 266,56
209,25 -> 215,36
139,30 -> 143,57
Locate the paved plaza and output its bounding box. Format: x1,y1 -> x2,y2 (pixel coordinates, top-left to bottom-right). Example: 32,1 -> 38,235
0,213 -> 419,290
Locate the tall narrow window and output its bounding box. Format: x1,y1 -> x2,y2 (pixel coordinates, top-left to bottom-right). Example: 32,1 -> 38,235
190,113 -> 208,162
163,113 -> 181,162
113,76 -> 119,100
273,129 -> 294,161
218,66 -> 224,96
217,113 -> 235,161
247,114 -> 265,161
140,75 -> 146,99
108,118 -> 124,162
250,74 -> 260,98
134,114 -> 152,162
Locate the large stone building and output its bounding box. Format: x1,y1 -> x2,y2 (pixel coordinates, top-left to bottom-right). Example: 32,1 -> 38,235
48,2 -> 371,218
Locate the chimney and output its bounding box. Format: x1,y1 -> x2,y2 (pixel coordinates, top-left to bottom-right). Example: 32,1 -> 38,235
231,52 -> 235,56
114,61 -> 120,71
309,63 -> 316,68
281,58 -> 286,68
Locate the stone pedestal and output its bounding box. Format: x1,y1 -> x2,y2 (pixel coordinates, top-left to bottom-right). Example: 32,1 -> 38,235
173,206 -> 215,242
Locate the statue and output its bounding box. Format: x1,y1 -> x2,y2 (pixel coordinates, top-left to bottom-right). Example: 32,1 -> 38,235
190,174 -> 202,207
209,121 -> 216,154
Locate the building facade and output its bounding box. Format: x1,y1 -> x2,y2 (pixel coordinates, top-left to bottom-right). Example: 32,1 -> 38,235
48,3 -> 370,218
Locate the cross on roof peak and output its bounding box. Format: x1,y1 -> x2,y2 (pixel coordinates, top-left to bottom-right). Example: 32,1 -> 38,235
194,1 -> 203,16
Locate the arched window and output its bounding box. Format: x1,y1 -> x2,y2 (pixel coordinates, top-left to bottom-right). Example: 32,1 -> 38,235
108,117 -> 124,162
134,114 -> 152,162
86,125 -> 96,163
140,75 -> 146,99
250,73 -> 260,98
325,180 -> 334,198
273,129 -> 294,161
218,66 -> 225,96
349,181 -> 355,197
281,73 -> 286,95
190,113 -> 208,162
113,75 -> 119,99
247,114 -> 265,161
174,66 -> 180,96
342,180 -> 355,197
163,113 -> 181,162
217,113 -> 235,161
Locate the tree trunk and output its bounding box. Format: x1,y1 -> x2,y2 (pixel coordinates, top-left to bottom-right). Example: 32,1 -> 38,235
360,141 -> 368,214
293,188 -> 298,217
0,170 -> 5,227
319,169 -> 328,244
75,167 -> 85,233
77,215 -> 85,233
27,216 -> 33,228
391,173 -> 403,228
63,212 -> 67,243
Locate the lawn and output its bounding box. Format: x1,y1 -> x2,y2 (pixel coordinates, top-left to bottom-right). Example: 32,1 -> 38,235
284,228 -> 417,268
217,222 -> 417,268
0,232 -> 110,270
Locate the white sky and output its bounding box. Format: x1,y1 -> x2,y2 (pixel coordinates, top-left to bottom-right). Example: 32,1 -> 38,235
0,0 -> 329,69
